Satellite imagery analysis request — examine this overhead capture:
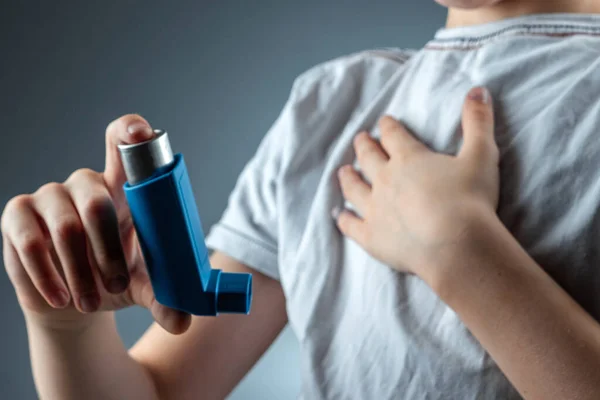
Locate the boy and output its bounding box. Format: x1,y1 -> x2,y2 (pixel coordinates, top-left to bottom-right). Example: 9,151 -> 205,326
2,0 -> 600,399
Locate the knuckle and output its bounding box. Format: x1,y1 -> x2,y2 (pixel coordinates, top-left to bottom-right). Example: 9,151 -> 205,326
54,217 -> 84,241
351,173 -> 365,190
378,115 -> 396,131
360,141 -> 374,154
380,127 -> 394,141
469,107 -> 491,124
80,195 -> 112,221
353,135 -> 364,151
67,168 -> 98,184
17,233 -> 45,255
354,132 -> 372,149
379,115 -> 393,125
342,172 -> 359,193
35,182 -> 63,197
339,166 -> 352,182
357,144 -> 375,160
4,195 -> 31,214
345,168 -> 358,182
1,195 -> 30,230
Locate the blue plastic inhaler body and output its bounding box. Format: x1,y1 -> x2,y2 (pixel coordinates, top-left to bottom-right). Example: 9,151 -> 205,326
118,129 -> 252,316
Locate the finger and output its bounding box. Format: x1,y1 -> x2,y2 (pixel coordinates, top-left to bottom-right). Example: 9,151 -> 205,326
338,165 -> 370,214
132,275 -> 192,335
353,131 -> 388,181
32,182 -> 100,312
103,114 -> 154,211
334,207 -> 368,246
66,169 -> 130,297
1,196 -> 70,309
379,115 -> 428,159
458,87 -> 499,166
3,235 -> 59,312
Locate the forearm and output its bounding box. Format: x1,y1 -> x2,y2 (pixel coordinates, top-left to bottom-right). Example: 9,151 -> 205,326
428,210 -> 600,400
26,311 -> 159,400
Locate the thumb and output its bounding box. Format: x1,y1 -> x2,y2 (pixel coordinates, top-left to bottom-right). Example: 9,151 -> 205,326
131,275 -> 192,335
150,300 -> 192,335
103,114 -> 154,211
458,87 -> 499,166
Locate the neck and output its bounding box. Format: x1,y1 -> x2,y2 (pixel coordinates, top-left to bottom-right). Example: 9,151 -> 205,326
446,0 -> 600,28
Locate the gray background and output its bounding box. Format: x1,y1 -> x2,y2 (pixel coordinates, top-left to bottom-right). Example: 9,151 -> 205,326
0,1 -> 446,398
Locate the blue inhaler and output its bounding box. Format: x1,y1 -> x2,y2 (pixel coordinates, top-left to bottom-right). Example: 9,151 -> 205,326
118,130 -> 252,316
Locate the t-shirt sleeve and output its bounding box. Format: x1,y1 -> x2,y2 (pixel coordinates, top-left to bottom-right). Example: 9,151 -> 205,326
204,84 -> 298,281
205,48 -> 415,281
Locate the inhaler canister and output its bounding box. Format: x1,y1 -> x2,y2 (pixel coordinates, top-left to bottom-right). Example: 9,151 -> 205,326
118,130 -> 252,316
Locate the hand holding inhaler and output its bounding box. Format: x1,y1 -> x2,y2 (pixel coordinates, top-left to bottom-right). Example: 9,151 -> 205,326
1,116 -> 252,336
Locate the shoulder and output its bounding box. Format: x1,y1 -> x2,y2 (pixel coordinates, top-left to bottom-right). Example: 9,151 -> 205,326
272,48 -> 416,152
258,48 -> 417,168
289,48 -> 416,106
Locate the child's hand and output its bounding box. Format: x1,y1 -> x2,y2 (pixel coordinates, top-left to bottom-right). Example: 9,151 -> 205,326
1,115 -> 191,335
335,87 -> 499,279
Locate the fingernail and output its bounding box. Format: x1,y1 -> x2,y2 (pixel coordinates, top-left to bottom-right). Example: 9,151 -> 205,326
127,121 -> 153,137
107,275 -> 129,293
331,206 -> 342,220
50,290 -> 70,308
79,294 -> 99,313
468,87 -> 490,104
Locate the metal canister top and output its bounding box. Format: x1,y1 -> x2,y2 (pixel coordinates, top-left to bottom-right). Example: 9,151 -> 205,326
117,129 -> 174,185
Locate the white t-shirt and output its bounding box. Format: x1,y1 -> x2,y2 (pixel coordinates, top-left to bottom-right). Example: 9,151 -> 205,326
206,13 -> 600,399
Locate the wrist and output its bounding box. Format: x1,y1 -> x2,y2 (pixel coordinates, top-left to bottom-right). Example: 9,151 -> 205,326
420,205 -> 503,299
24,309 -> 114,336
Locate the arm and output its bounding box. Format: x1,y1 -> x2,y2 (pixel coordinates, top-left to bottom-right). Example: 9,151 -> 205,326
427,209 -> 600,400
130,252 -> 288,400
18,64 -> 315,400
27,309 -> 159,400
27,252 -> 287,400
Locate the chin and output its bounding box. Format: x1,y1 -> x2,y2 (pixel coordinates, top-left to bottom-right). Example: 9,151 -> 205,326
435,0 -> 504,8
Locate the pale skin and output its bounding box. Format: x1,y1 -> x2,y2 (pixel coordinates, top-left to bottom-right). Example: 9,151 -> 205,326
2,1 -> 600,399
